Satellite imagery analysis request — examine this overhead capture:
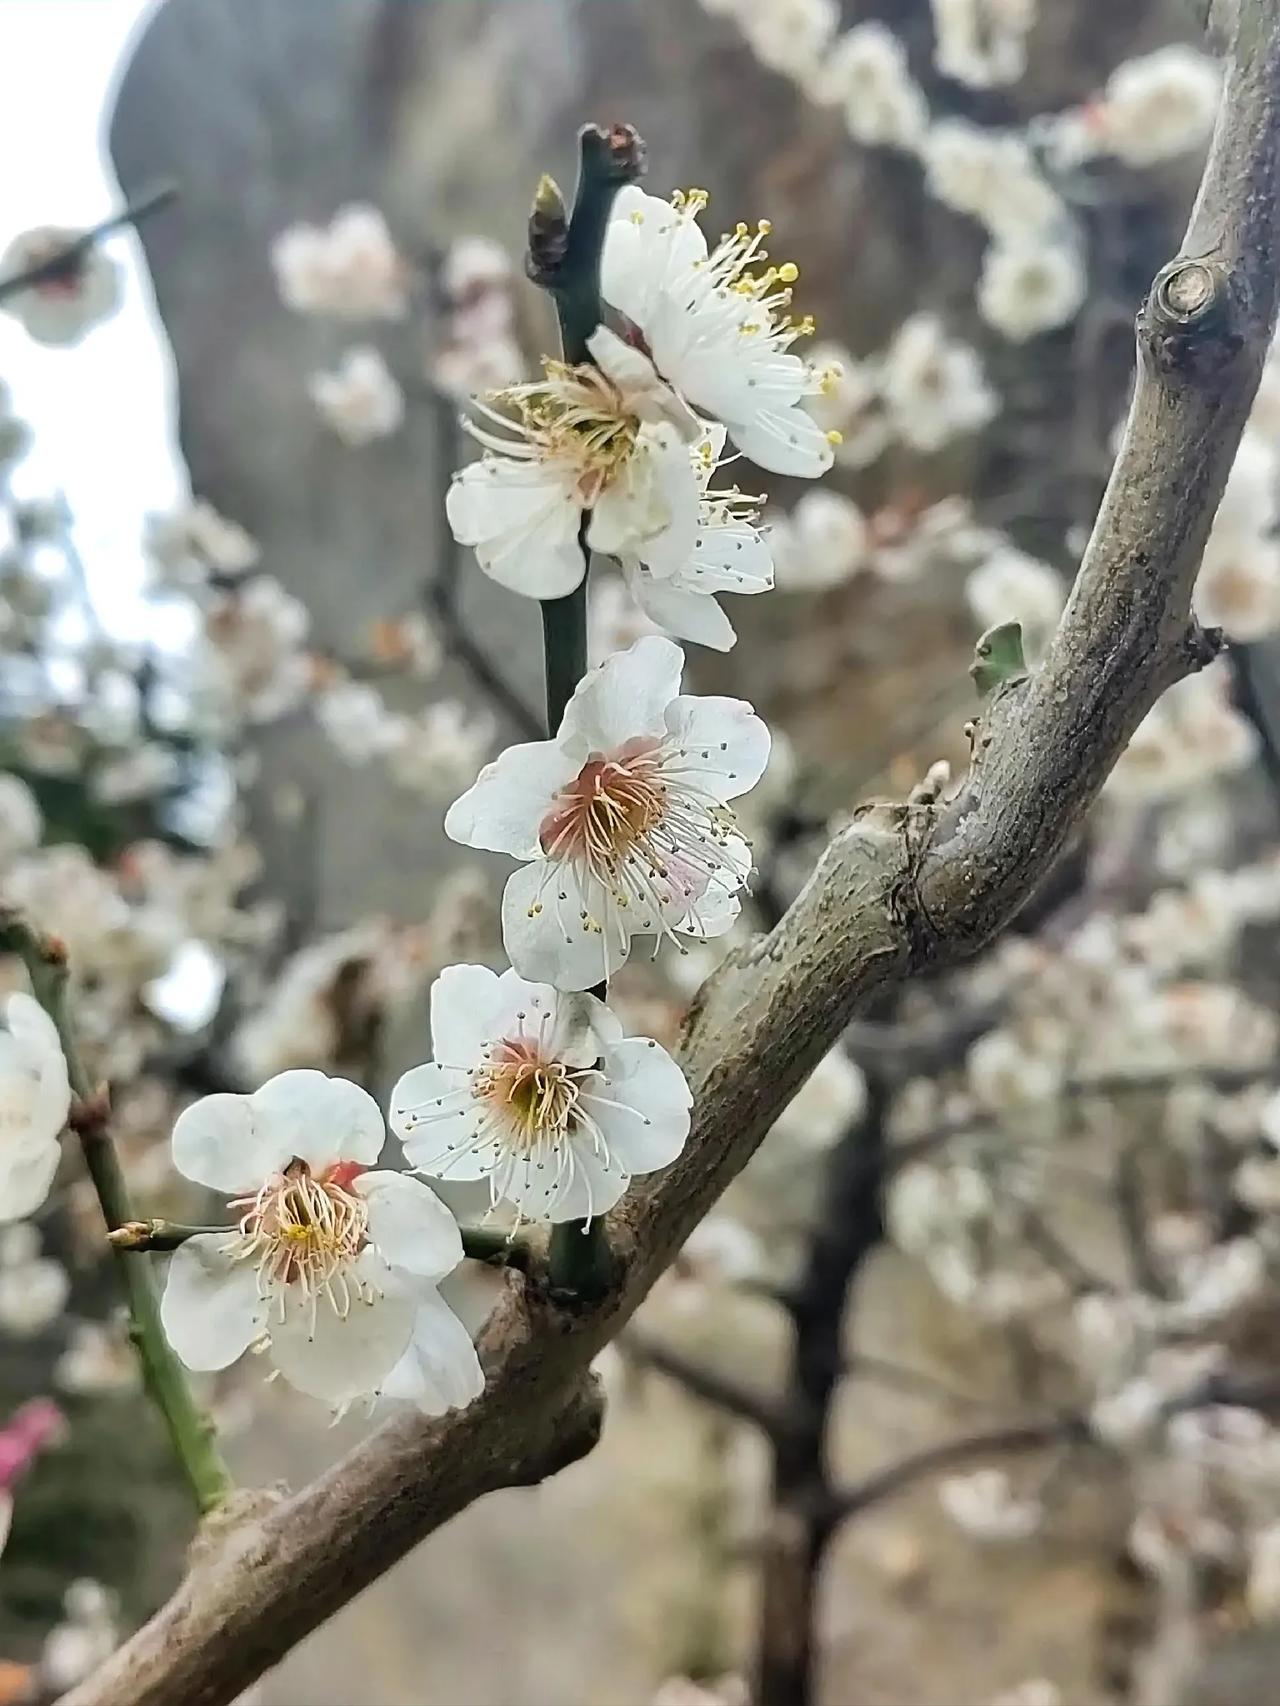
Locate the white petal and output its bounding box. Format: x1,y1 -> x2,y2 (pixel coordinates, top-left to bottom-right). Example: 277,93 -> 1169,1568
0,1138 -> 61,1225
587,424 -> 698,566
501,861 -> 633,991
630,573 -> 737,651
4,993 -> 63,1068
171,1092 -> 292,1193
391,1060 -> 504,1181
443,739 -> 582,858
682,524 -> 774,595
248,1070 -> 386,1174
560,634 -> 684,752
727,406 -> 834,478
487,970 -> 601,1066
426,963 -> 500,1068
582,1037 -> 692,1174
379,1285 -> 485,1414
359,1170 -> 464,1279
600,189 -> 708,332
537,1138 -> 630,1223
268,1251 -> 415,1403
446,460 -> 586,598
160,1236 -> 262,1372
664,694 -> 771,800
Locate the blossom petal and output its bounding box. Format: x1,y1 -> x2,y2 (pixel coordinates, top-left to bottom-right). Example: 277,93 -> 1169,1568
630,573 -> 737,651
683,524 -> 775,595
268,1251 -> 415,1403
486,971 -> 602,1067
443,739 -> 583,859
446,459 -> 586,598
581,1037 -> 692,1174
588,425 -> 700,577
0,1139 -> 61,1225
248,1070 -> 386,1173
171,1092 -> 292,1193
359,1170 -> 464,1280
601,189 -> 708,332
560,634 -> 685,752
160,1236 -> 263,1371
501,861 -> 632,991
391,1061 -> 504,1181
727,405 -> 834,478
379,1285 -> 486,1414
537,1138 -> 630,1223
425,963 -> 501,1068
664,694 -> 771,800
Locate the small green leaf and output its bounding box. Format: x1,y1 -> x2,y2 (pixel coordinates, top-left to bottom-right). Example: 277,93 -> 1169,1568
970,622 -> 1028,697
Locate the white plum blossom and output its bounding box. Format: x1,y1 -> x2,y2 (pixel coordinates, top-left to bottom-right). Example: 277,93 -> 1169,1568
921,122 -> 1066,242
145,500 -> 260,589
879,313 -> 997,454
160,1070 -> 484,1412
804,341 -> 892,468
1096,47 -> 1221,168
0,994 -> 70,1225
315,679 -> 403,764
930,0 -> 1037,89
809,24 -> 929,152
0,1222 -> 69,1336
619,426 -> 774,651
391,964 -> 691,1222
383,700 -> 495,798
978,243 -> 1087,342
444,636 -> 769,989
270,204 -> 408,319
738,0 -> 839,80
197,575 -> 312,728
0,227 -> 122,346
309,346 -> 405,446
1248,1523 -> 1280,1621
601,187 -> 838,476
938,1468 -> 1043,1541
1108,664 -> 1258,801
769,491 -> 869,591
447,327 -> 702,599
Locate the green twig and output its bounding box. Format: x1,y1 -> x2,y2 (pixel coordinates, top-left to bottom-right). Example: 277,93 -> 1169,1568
529,123 -> 645,1302
459,1223 -> 537,1273
0,911 -> 231,1514
108,1219 -> 226,1253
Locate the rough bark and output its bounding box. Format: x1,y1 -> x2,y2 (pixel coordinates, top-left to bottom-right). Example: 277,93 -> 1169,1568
66,5 -> 1280,1703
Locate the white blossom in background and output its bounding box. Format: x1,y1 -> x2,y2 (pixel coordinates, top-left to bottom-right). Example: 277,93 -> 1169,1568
41,1580 -> 119,1694
1108,663 -> 1258,801
0,993 -> 70,1225
921,122 -> 1066,242
588,574 -> 662,664
930,0 -> 1037,89
0,773 -> 42,864
938,1467 -> 1043,1541
309,346 -> 405,446
160,1070 -> 484,1412
431,234 -> 523,401
91,743 -> 182,806
805,342 -> 892,468
1094,46 -> 1221,167
448,327 -> 702,599
966,1026 -> 1064,1111
383,699 -> 495,799
0,227 -> 122,347
738,0 -> 839,81
391,964 -> 691,1222
879,313 -> 998,454
989,1685 -> 1061,1706
978,242 -> 1087,342
966,546 -> 1063,657
1166,1236 -> 1266,1329
0,1222 -> 69,1336
54,1320 -> 138,1396
145,500 -> 260,590
196,575 -> 312,728
601,187 -> 838,476
444,636 -> 769,989
772,1048 -> 868,1149
872,497 -> 998,584
314,679 -> 403,764
808,24 -> 930,152
1193,432 -> 1280,640
271,203 -> 408,319
769,491 -> 869,592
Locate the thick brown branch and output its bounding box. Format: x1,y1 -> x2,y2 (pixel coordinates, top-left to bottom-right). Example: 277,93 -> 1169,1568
66,10 -> 1280,1702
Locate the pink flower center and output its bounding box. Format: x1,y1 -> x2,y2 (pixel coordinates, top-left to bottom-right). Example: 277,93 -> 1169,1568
229,1159 -> 370,1311
474,1036 -> 588,1152
539,739 -> 667,875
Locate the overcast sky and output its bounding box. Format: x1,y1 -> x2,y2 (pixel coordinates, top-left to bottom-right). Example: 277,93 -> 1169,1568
0,0 -> 184,631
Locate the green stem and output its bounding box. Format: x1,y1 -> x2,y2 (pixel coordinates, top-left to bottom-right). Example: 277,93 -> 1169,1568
459,1224 -> 537,1272
531,125 -> 644,1302
1,914 -> 232,1514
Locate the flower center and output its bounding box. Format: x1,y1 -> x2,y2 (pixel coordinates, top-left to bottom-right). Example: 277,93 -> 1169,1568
228,1159 -> 370,1315
464,362 -> 641,505
539,741 -> 667,873
473,1038 -> 589,1153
